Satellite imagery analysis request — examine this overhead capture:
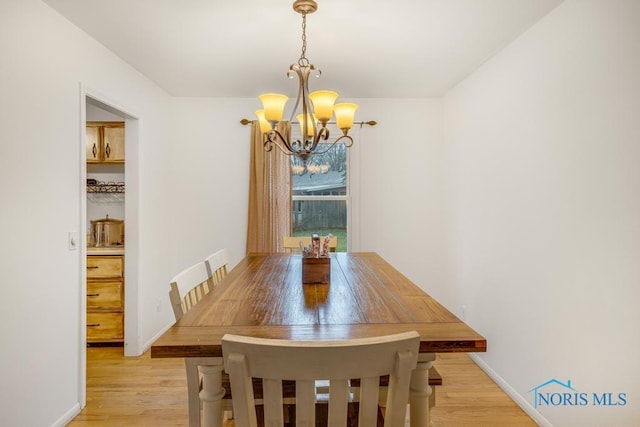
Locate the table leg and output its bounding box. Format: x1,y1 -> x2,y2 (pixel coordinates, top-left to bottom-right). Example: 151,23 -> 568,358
410,353 -> 436,427
199,364 -> 225,427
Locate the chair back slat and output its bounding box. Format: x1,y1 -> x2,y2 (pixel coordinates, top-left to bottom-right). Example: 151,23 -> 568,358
222,331 -> 420,427
295,379 -> 317,425
328,379 -> 350,425
357,377 -> 380,425
263,379 -> 284,425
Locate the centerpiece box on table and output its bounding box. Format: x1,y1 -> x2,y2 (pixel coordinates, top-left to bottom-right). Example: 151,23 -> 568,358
302,257 -> 330,284
301,233 -> 333,284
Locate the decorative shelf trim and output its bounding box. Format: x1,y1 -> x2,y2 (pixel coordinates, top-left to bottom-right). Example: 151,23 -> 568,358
87,182 -> 125,193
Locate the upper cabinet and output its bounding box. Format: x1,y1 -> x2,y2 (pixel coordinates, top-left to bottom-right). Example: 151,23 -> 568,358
86,121 -> 125,164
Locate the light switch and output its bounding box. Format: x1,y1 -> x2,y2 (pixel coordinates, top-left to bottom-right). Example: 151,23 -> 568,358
68,231 -> 79,250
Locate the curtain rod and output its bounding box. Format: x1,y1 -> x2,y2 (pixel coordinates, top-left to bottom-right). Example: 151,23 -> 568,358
240,118 -> 377,127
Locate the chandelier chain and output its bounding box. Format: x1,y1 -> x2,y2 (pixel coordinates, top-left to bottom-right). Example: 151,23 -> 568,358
298,13 -> 310,67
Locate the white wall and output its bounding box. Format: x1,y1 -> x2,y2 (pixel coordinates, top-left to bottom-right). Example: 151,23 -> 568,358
355,98 -> 451,305
442,0 -> 640,425
162,97 -> 252,297
1,1 -> 171,425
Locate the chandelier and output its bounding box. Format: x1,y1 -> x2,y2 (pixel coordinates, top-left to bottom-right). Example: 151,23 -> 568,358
255,0 -> 359,162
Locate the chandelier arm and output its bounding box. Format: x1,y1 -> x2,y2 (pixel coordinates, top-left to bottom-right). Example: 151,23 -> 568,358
287,64 -> 303,121
336,134 -> 354,148
305,141 -> 337,157
305,134 -> 353,157
269,143 -> 296,157
301,65 -> 315,148
287,62 -> 321,154
307,125 -> 330,153
265,129 -> 297,154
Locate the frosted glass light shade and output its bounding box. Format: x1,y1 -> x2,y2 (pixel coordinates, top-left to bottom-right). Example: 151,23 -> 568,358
309,90 -> 339,121
334,102 -> 358,130
296,113 -> 317,137
255,110 -> 271,133
259,93 -> 289,122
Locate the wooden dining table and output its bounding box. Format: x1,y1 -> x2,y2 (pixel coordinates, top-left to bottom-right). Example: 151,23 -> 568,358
151,252 -> 486,427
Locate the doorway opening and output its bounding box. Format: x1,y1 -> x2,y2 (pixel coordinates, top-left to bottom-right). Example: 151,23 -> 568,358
79,86 -> 141,407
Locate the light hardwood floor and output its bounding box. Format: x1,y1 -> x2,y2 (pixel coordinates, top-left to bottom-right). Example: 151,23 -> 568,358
68,347 -> 535,426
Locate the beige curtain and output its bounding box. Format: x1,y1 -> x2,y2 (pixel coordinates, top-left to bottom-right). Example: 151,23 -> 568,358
246,121 -> 292,254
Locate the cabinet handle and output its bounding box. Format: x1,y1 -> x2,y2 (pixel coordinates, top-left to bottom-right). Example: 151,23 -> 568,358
87,266 -> 99,269
87,323 -> 101,327
92,143 -> 97,158
87,293 -> 100,297
105,143 -> 111,158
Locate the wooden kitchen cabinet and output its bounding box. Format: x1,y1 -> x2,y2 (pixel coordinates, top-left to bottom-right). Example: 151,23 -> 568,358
86,255 -> 124,344
86,121 -> 125,164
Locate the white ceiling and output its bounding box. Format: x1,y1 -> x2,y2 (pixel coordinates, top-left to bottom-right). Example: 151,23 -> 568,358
43,0 -> 563,98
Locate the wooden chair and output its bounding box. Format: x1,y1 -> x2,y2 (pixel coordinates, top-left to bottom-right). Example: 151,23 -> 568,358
282,235 -> 338,253
204,248 -> 230,286
222,331 -> 420,427
169,260 -> 229,426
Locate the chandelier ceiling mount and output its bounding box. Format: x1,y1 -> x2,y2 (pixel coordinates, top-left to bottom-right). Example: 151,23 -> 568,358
292,0 -> 318,15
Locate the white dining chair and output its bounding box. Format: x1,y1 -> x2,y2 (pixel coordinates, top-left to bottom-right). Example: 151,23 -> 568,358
204,248 -> 230,285
169,261 -> 213,321
169,260 -> 231,426
222,331 -> 420,427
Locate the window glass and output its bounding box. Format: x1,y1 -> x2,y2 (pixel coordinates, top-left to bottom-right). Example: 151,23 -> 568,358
292,143 -> 347,196
291,124 -> 349,252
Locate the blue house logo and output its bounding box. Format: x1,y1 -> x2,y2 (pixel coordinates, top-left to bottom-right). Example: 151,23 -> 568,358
528,379 -> 583,408
529,379 -> 627,408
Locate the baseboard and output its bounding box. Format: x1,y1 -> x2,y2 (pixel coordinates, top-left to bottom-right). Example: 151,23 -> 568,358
140,321 -> 174,355
51,402 -> 81,427
467,353 -> 553,427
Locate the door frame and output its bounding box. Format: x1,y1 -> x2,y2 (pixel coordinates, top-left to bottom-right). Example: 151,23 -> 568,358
78,83 -> 142,407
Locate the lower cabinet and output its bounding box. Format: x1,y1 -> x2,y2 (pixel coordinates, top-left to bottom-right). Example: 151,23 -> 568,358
87,255 -> 124,344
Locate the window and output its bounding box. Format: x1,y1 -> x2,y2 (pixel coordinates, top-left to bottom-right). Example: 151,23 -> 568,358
291,124 -> 349,251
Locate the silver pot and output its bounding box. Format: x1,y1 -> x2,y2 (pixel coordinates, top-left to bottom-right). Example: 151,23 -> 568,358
91,215 -> 124,247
